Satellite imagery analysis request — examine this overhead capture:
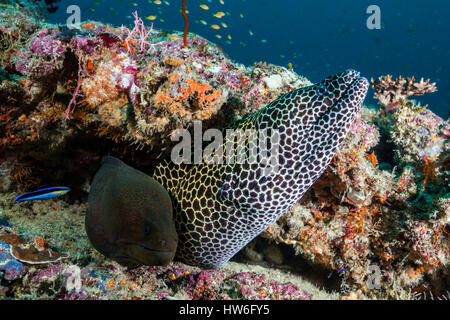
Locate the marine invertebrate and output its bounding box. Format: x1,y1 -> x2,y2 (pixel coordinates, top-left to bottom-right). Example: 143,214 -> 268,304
13,28 -> 68,79
118,11 -> 161,54
389,107 -> 446,163
225,272 -> 312,300
81,52 -> 140,108
370,75 -> 437,110
154,78 -> 222,120
0,3 -> 40,69
64,43 -> 84,119
2,0 -> 448,299
422,156 -> 436,189
366,151 -> 378,168
182,0 -> 189,48
11,161 -> 38,190
0,241 -> 24,281
154,69 -> 369,268
10,242 -> 67,264
95,125 -> 126,143
0,230 -> 67,270
15,186 -> 70,202
86,156 -> 178,267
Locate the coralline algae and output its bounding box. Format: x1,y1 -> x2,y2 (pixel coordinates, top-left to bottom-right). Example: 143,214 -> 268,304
0,241 -> 24,281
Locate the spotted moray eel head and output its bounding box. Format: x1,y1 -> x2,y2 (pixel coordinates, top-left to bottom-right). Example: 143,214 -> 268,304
221,69 -> 369,204
293,69 -> 368,127
286,69 -> 369,169
152,70 -> 369,269
245,69 -> 370,203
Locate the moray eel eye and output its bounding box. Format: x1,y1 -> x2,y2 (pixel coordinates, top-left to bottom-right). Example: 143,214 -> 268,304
315,84 -> 329,96
142,225 -> 150,235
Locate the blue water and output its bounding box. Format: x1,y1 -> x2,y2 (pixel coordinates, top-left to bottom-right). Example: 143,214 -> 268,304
47,0 -> 449,119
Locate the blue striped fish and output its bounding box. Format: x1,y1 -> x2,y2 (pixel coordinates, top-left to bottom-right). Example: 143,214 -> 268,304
15,187 -> 70,203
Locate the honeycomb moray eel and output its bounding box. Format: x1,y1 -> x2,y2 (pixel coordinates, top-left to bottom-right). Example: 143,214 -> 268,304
86,156 -> 178,267
154,69 -> 369,269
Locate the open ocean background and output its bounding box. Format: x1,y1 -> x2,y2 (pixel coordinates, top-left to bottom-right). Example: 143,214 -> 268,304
47,0 -> 449,119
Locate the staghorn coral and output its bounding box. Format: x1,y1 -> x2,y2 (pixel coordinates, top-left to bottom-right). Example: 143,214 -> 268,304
370,75 -> 437,110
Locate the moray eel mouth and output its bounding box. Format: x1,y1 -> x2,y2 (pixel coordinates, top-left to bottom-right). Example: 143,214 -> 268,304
320,70 -> 368,117
114,241 -> 176,267
137,245 -> 175,257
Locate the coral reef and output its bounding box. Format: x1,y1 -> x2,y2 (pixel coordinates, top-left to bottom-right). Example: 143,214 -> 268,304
0,241 -> 24,281
0,206 -> 321,300
257,98 -> 449,299
370,75 -> 437,111
13,28 -> 68,79
0,0 -> 448,300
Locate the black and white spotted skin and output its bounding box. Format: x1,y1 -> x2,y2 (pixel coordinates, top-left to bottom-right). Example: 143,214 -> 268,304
154,69 -> 369,269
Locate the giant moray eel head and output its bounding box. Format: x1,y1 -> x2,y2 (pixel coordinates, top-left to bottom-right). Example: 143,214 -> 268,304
86,156 -> 178,268
112,200 -> 178,267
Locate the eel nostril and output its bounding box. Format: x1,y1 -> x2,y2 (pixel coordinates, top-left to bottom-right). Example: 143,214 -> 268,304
161,240 -> 166,247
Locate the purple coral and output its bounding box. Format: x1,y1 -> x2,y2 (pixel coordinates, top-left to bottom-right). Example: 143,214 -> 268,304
0,241 -> 24,281
14,28 -> 67,78
229,272 -> 312,300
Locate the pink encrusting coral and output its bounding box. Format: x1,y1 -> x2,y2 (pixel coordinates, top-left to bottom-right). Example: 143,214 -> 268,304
13,28 -> 68,78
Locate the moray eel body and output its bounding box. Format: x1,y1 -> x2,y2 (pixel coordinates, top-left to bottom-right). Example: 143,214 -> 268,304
86,156 -> 178,267
154,69 -> 369,269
